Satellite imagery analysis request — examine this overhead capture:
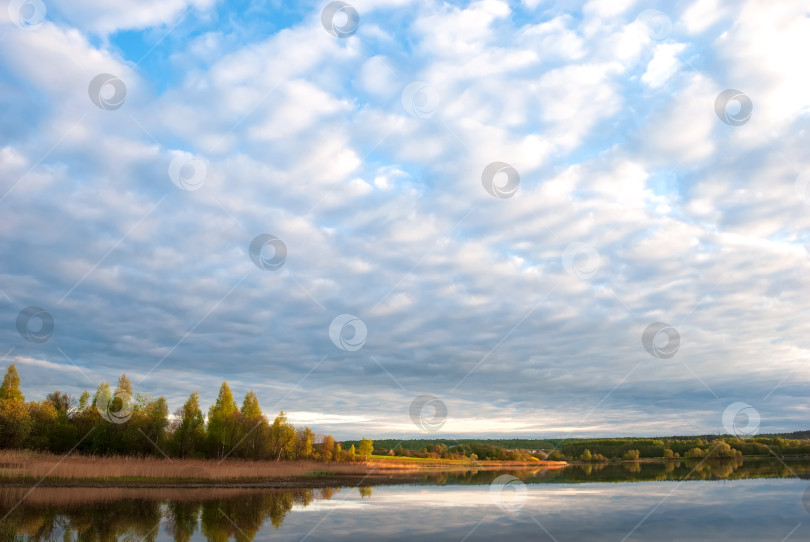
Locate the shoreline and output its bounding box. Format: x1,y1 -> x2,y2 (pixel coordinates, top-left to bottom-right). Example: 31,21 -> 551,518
4,461 -> 810,489
4,451 -> 809,489
0,451 -> 568,488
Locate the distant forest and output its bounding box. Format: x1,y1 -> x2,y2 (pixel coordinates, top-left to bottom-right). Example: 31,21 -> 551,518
348,432 -> 810,462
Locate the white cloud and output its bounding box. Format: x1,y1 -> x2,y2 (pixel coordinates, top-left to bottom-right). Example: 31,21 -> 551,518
1,0 -> 809,440
583,0 -> 639,19
358,55 -> 400,97
642,42 -> 686,88
640,74 -> 717,164
680,0 -> 732,35
47,0 -> 217,34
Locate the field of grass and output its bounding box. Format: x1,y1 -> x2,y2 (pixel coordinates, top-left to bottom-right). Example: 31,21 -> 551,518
0,450 -> 420,484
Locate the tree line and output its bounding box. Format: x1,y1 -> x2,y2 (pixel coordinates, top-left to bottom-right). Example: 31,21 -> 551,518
0,365 -> 374,462
546,436 -> 810,461
370,441 -> 539,461
361,434 -> 810,462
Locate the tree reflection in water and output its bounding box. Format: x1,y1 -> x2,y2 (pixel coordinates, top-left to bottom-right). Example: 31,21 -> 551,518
2,459 -> 809,540
0,487 -> 331,541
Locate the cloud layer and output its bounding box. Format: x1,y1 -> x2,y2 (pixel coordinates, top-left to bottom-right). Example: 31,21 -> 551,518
2,0 -> 810,439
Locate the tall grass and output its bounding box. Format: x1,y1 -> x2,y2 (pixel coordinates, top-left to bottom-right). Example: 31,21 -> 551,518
0,450 -> 417,482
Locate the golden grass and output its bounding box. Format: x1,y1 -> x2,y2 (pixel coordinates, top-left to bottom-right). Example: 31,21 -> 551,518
0,450 -> 418,482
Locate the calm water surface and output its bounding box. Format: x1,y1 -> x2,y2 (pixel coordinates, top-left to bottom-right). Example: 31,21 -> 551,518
3,460 -> 810,541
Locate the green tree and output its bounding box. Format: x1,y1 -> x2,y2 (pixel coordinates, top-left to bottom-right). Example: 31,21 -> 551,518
0,364 -> 24,401
320,435 -> 336,461
72,388 -> 101,453
115,374 -> 133,397
78,390 -> 90,411
295,427 -> 315,460
622,449 -> 641,460
132,395 -> 169,455
0,365 -> 31,448
0,395 -> 31,448
268,412 -> 296,460
207,382 -> 239,458
92,376 -> 138,454
706,441 -> 741,459
26,400 -> 64,451
580,449 -> 593,461
91,381 -> 110,411
684,447 -> 706,459
172,392 -> 206,458
358,437 -> 374,460
241,390 -> 261,418
546,450 -> 565,461
45,391 -> 74,416
39,391 -> 79,452
236,390 -> 269,459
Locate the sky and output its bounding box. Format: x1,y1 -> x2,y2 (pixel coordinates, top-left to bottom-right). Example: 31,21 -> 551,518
1,0 -> 809,441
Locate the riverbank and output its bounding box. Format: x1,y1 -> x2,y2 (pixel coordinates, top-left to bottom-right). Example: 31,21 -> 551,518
0,450 -> 567,488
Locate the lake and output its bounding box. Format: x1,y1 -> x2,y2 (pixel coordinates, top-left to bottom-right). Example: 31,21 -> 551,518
3,459 -> 810,540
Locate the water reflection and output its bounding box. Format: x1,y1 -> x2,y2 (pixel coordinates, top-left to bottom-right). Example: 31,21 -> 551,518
2,459 -> 809,540
0,487 -> 336,541
373,457 -> 810,487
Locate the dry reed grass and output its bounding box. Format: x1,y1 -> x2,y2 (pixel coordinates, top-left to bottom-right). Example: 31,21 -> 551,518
0,450 -> 417,482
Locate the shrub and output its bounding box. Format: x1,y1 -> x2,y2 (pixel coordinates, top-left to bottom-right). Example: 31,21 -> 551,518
580,449 -> 593,461
546,450 -> 565,461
